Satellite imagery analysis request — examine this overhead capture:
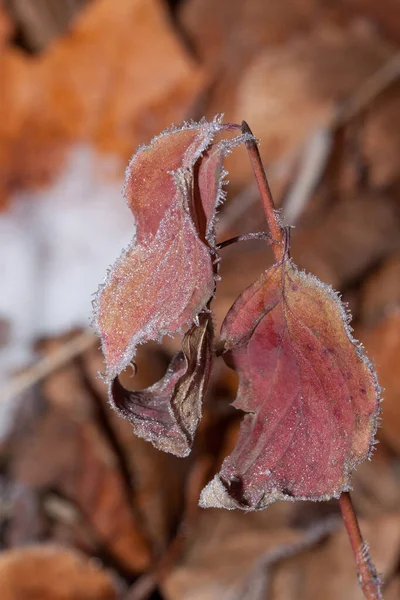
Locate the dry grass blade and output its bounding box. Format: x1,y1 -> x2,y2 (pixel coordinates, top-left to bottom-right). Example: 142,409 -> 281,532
335,52 -> 400,126
0,330 -> 97,403
225,516 -> 340,600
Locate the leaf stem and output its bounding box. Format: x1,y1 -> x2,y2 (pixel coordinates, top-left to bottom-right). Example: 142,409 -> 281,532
221,122 -> 242,132
241,121 -> 285,261
217,231 -> 273,250
339,492 -> 383,600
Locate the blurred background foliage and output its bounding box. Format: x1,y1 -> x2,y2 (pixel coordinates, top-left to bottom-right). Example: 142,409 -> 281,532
0,1 -> 400,599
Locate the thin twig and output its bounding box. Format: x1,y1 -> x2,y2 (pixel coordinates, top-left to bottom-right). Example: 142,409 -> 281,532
226,516 -> 340,600
220,52 -> 400,235
76,355 -> 155,558
0,329 -> 97,403
282,127 -> 333,226
241,121 -> 284,260
335,52 -> 400,127
339,492 -> 383,600
217,231 -> 272,250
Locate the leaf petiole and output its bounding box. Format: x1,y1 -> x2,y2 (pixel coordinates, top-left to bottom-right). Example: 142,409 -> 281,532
241,121 -> 285,261
216,231 -> 274,250
339,492 -> 383,600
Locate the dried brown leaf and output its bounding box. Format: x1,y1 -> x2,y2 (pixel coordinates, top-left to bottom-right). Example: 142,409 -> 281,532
0,0 -> 204,207
204,23 -> 392,189
10,399 -> 152,572
0,545 -> 117,600
360,309 -> 400,453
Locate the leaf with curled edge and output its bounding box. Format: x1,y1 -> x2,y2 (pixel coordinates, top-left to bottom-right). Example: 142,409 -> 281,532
93,117 -> 254,382
93,117 -> 220,381
200,253 -> 380,510
194,134 -> 253,246
110,313 -> 213,457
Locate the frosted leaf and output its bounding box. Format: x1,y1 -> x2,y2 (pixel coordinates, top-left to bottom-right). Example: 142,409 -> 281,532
110,313 -> 213,456
200,255 -> 380,510
93,118 -> 254,382
93,118 -> 222,380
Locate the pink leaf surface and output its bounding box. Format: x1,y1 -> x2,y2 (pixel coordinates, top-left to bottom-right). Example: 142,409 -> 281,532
200,255 -> 380,510
110,313 -> 213,457
194,134 -> 253,245
93,118 -> 223,381
124,122 -> 220,241
92,116 -> 256,455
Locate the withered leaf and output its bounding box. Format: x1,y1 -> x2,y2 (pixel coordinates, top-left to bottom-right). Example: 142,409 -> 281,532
360,309 -> 400,454
200,254 -> 380,510
93,117 -> 223,381
0,545 -> 117,600
11,401 -> 152,572
94,118 -> 254,382
195,134 -> 252,246
111,313 -> 213,457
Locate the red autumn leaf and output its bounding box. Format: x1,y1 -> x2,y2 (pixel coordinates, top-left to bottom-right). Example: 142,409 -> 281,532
200,253 -> 380,510
93,117 -> 223,381
194,134 -> 252,246
111,313 -> 213,457
92,116 -> 254,454
93,117 -> 254,383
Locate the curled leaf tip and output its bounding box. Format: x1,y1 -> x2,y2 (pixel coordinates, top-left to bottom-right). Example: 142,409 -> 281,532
109,313 -> 213,457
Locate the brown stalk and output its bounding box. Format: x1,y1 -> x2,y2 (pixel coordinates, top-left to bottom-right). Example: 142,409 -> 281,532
339,492 -> 383,600
217,231 -> 272,250
234,120 -> 382,600
241,121 -> 285,261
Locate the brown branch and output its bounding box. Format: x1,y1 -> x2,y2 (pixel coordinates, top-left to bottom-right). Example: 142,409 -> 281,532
227,516 -> 340,600
334,52 -> 400,127
217,232 -> 272,250
241,121 -> 285,260
0,329 -> 97,403
339,492 -> 383,600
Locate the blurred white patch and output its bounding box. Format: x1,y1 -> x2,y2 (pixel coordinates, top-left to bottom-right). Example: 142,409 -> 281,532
0,145 -> 134,382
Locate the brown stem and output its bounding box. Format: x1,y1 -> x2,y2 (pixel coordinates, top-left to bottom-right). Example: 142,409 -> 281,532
217,231 -> 272,250
241,121 -> 285,260
339,492 -> 383,600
